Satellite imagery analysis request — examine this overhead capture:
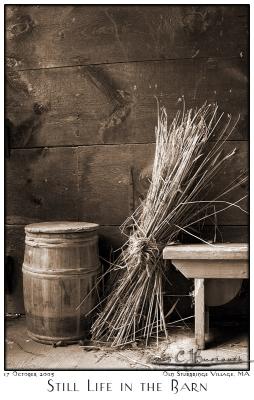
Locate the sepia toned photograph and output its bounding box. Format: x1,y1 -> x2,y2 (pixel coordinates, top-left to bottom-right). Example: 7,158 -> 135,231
5,4 -> 249,372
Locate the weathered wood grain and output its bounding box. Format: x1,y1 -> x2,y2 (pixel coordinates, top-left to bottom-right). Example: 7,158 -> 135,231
6,142 -> 248,226
5,316 -> 248,369
77,140 -> 247,226
6,5 -> 248,69
77,143 -> 156,225
6,58 -> 248,148
163,243 -> 248,260
5,145 -> 153,225
5,4 -> 248,320
171,259 -> 248,279
195,278 -> 205,349
23,225 -> 100,343
6,147 -> 80,225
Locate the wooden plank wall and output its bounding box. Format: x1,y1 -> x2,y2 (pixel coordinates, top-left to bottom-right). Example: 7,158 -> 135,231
5,5 -> 248,314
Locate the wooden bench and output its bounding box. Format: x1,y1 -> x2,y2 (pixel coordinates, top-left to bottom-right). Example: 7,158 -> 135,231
163,243 -> 248,349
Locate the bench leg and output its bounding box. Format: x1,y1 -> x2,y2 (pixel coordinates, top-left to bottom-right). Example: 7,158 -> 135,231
195,278 -> 205,350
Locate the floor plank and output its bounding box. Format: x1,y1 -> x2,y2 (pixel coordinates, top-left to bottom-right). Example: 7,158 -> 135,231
5,316 -> 248,370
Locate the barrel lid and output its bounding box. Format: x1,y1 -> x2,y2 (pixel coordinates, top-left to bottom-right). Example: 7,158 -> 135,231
25,221 -> 99,233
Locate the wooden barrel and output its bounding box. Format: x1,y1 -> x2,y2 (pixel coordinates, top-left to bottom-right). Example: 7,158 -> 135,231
22,221 -> 100,344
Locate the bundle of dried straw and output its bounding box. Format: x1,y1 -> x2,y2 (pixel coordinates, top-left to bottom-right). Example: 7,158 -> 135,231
90,101 -> 247,347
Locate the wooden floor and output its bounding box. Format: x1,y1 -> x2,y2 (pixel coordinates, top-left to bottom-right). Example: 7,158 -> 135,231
5,316 -> 248,370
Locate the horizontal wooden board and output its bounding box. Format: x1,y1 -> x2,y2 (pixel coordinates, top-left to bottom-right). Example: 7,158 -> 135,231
78,142 -> 248,226
6,58 -> 248,148
6,147 -> 80,225
6,142 -> 248,226
6,5 -> 248,68
77,143 -> 155,225
171,259 -> 248,279
163,243 -> 248,260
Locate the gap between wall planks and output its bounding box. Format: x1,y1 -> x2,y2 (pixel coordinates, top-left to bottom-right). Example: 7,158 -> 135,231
5,5 -> 249,314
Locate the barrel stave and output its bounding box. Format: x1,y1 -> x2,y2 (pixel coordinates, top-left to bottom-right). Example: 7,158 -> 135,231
22,222 -> 100,344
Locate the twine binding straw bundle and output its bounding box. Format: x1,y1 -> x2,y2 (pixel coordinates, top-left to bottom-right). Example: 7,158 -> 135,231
90,100 -> 247,347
